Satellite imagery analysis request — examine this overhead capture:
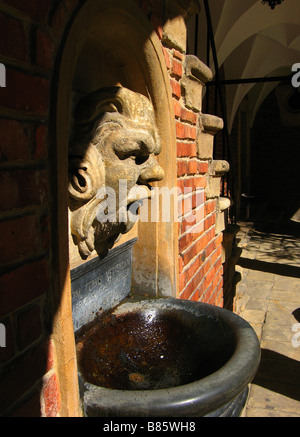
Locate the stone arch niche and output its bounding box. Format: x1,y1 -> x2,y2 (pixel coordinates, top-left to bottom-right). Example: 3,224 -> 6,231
53,0 -> 178,415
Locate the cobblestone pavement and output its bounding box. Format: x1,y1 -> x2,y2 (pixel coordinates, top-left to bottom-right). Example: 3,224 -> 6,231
234,222 -> 300,417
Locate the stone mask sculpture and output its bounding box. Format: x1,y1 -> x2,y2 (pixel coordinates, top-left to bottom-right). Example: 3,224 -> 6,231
68,87 -> 165,259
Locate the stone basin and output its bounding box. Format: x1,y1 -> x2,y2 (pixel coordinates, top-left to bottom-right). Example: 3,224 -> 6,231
76,297 -> 260,417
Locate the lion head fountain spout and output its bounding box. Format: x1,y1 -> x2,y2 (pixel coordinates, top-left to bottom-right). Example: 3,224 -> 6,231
68,87 -> 165,259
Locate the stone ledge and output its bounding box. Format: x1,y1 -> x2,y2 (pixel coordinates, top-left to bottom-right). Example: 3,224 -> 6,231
205,176 -> 221,199
200,113 -> 224,134
197,114 -> 224,160
205,160 -> 229,200
219,197 -> 231,212
185,55 -> 213,84
165,0 -> 201,19
212,160 -> 230,176
215,197 -> 231,234
162,15 -> 186,52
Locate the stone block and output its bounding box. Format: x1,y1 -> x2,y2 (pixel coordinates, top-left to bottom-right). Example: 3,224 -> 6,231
181,76 -> 203,112
242,309 -> 266,325
216,210 -> 226,235
205,175 -> 221,199
185,55 -> 213,84
197,114 -> 223,160
213,160 -> 230,176
215,197 -> 231,235
200,113 -> 224,134
182,55 -> 213,112
162,15 -> 186,52
196,131 -> 214,160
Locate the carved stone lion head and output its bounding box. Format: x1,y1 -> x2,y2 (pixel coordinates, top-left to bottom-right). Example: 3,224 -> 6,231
68,86 -> 165,259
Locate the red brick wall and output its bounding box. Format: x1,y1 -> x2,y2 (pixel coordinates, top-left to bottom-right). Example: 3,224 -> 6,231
0,0 -> 79,417
0,0 -> 224,417
161,41 -> 224,308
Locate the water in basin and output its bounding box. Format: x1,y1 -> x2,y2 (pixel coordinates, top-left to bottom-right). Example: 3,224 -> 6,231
75,299 -> 236,391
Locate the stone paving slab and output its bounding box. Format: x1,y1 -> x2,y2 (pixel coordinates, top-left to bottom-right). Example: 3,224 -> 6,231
272,276 -> 300,289
245,297 -> 269,311
243,279 -> 274,292
261,340 -> 300,360
240,249 -> 257,260
246,383 -> 300,416
245,269 -> 276,282
235,222 -> 300,417
261,326 -> 296,344
265,301 -> 299,327
271,289 -> 300,303
255,252 -> 283,263
242,309 -> 266,325
245,407 -> 300,417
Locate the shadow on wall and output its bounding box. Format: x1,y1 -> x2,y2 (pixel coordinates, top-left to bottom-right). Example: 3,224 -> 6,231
47,0 -> 201,418
223,269 -> 242,312
0,0 -> 203,418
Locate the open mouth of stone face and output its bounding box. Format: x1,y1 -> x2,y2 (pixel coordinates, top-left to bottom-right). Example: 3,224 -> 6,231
126,184 -> 153,205
94,184 -> 154,238
126,184 -> 153,219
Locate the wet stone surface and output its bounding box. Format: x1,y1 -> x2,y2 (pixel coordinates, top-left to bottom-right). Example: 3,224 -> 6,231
76,305 -> 235,391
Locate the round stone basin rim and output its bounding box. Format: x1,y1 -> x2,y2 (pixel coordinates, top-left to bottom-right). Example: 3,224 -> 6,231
78,297 -> 261,417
